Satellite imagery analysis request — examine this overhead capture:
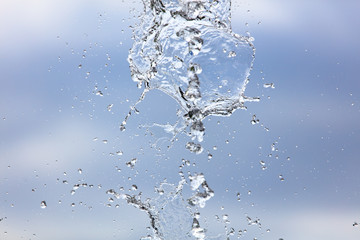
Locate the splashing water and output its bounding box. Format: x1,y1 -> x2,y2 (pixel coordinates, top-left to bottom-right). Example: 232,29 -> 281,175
122,0 -> 259,150
107,175 -> 222,240
118,0 -> 262,239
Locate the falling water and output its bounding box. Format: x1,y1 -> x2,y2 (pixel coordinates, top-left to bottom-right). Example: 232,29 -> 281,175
118,0 -> 261,239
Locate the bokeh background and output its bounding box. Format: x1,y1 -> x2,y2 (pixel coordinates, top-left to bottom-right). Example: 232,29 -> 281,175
1,0 -> 359,239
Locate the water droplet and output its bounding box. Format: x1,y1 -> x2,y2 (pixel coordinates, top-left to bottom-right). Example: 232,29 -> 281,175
228,51 -> 236,57
107,104 -> 113,111
96,91 -> 104,96
40,201 -> 47,209
126,158 -> 137,168
263,83 -> 275,89
78,168 -> 82,174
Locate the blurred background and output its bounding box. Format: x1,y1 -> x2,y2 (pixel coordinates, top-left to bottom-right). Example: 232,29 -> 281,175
0,0 -> 359,239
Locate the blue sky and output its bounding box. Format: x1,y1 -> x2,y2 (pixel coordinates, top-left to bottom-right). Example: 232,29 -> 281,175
0,0 -> 360,239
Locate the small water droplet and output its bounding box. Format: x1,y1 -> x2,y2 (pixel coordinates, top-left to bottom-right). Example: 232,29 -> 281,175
40,201 -> 47,209
263,83 -> 275,89
228,51 -> 236,57
279,175 -> 285,181
107,104 -> 114,111
126,158 -> 137,168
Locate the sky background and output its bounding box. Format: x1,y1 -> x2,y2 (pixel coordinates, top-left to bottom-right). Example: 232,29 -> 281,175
0,0 -> 360,239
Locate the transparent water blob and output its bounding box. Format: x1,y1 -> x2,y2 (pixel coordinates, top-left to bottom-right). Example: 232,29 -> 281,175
123,0 -> 258,149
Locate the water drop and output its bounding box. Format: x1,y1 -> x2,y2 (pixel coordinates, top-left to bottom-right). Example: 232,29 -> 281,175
40,201 -> 47,209
126,158 -> 137,168
107,104 -> 113,111
263,83 -> 275,89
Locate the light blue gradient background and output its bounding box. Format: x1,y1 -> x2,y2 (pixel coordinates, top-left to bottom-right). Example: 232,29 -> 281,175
0,0 -> 359,239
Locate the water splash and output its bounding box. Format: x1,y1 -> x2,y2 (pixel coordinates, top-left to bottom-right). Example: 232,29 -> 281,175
107,176 -> 223,240
117,0 -> 262,239
122,0 -> 259,149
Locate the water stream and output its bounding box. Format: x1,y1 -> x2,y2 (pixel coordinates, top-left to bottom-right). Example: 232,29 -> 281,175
118,0 -> 260,239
